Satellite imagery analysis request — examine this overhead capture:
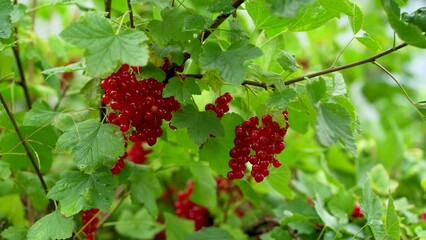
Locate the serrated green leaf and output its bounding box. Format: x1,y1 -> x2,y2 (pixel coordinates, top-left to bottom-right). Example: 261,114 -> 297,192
183,15 -> 213,32
276,51 -> 300,73
307,78 -> 327,103
172,105 -> 224,145
266,88 -> 298,109
0,0 -> 13,38
116,208 -> 163,239
1,226 -> 27,240
314,192 -> 341,235
163,77 -> 201,103
326,73 -> 347,96
23,101 -> 66,127
189,163 -> 217,211
245,0 -> 288,36
199,113 -> 244,175
136,62 -> 166,81
368,164 -> 398,195
315,102 -> 357,156
386,195 -> 400,240
60,12 -> 149,77
47,171 -> 115,216
147,7 -> 192,45
318,0 -> 355,16
328,188 -> 355,218
10,4 -> 26,24
165,212 -> 194,240
356,31 -> 382,52
56,119 -> 124,172
187,227 -> 235,240
267,164 -> 294,199
26,210 -> 74,240
200,70 -> 224,91
381,0 -> 426,48
0,126 -> 58,173
130,165 -> 162,218
207,0 -> 234,14
266,0 -> 315,18
361,181 -> 385,239
200,41 -> 262,85
0,161 -> 11,180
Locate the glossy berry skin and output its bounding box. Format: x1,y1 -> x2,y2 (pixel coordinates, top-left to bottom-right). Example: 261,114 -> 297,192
352,202 -> 364,218
127,141 -> 152,164
421,211 -> 426,221
82,208 -> 100,240
227,110 -> 289,182
174,181 -> 211,231
204,92 -> 233,118
101,64 -> 181,147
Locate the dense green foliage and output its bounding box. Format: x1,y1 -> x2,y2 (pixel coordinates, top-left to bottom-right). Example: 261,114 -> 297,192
0,0 -> 426,239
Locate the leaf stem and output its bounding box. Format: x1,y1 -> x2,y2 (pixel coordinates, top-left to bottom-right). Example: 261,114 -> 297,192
330,36 -> 356,68
12,28 -> 32,109
126,0 -> 135,28
0,93 -> 55,211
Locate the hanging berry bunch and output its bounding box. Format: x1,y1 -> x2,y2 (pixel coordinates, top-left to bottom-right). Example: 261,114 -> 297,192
81,208 -> 100,240
227,110 -> 289,182
205,92 -> 233,118
101,63 -> 181,174
174,180 -> 212,231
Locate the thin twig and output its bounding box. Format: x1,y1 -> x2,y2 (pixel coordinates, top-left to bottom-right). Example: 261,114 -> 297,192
104,0 -> 112,18
12,28 -> 32,109
126,0 -> 135,28
101,0 -> 112,122
0,93 -> 55,211
284,42 -> 408,85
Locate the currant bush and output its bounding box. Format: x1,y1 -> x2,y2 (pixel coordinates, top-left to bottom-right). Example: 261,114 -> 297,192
227,110 -> 289,182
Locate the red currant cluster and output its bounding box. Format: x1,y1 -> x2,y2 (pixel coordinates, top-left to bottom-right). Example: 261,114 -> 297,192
101,64 -> 181,146
127,141 -> 152,164
227,110 -> 289,182
205,92 -> 233,118
174,181 -> 211,231
82,208 -> 100,240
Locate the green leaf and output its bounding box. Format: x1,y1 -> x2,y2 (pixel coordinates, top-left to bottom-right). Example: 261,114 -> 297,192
386,195 -> 400,240
56,119 -> 124,172
165,212 -> 194,240
200,41 -> 262,85
10,4 -> 26,24
116,208 -> 163,239
41,62 -> 84,76
172,105 -> 224,145
16,172 -> 49,211
147,7 -> 192,45
187,227 -> 235,240
163,77 -> 201,103
60,12 -> 149,77
0,0 -> 13,38
207,0 -> 235,14
360,181 -> 385,239
266,88 -> 298,109
47,171 -> 116,216
130,165 -> 162,218
349,3 -> 364,33
267,164 -> 294,199
245,0 -> 287,36
314,192 -> 341,235
368,164 -> 398,195
0,161 -> 11,180
325,73 -> 347,96
381,0 -> 426,48
356,31 -> 382,52
199,113 -> 244,175
1,226 -> 27,240
0,126 -> 59,173
189,163 -> 217,211
328,188 -> 355,218
23,101 -> 75,128
136,62 -> 166,81
0,195 -> 27,226
266,0 -> 315,18
235,180 -> 260,207
183,15 -> 213,32
276,51 -> 300,73
315,102 -> 357,156
307,78 -> 327,103
402,8 -> 426,32
318,0 -> 355,16
26,210 -> 74,240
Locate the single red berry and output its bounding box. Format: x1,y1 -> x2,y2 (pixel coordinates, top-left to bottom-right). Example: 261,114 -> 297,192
352,202 -> 364,218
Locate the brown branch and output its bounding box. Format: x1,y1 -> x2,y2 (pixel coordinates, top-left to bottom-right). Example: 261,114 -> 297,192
199,0 -> 245,42
284,42 -> 408,85
104,0 -> 112,18
126,0 -> 135,28
0,94 -> 55,211
12,28 -> 32,110
101,0 -> 112,122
